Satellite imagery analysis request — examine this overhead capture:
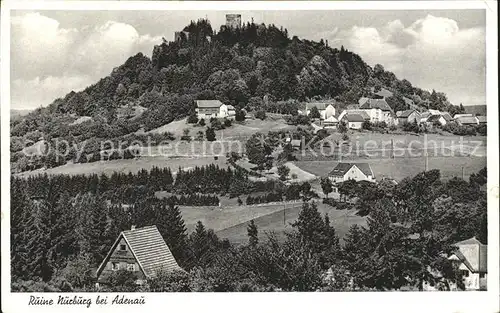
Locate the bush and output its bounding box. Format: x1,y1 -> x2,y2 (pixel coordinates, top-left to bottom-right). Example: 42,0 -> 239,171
198,119 -> 206,126
255,110 -> 266,120
285,115 -> 310,125
362,121 -> 372,130
187,113 -> 199,124
224,119 -> 232,127
235,109 -> 246,122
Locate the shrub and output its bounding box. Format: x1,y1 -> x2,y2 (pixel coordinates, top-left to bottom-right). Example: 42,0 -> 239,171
255,110 -> 266,120
224,119 -> 232,127
187,113 -> 199,124
198,119 -> 206,126
235,109 -> 246,122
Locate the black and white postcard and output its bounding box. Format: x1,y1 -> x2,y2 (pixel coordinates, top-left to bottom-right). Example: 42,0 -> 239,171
1,1 -> 498,313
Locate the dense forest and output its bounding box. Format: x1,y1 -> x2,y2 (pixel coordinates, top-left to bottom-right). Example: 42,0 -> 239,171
10,18 -> 464,173
11,166 -> 487,292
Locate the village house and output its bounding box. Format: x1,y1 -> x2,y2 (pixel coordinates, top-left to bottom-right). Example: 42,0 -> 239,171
448,237 -> 487,291
359,99 -> 395,125
195,100 -> 235,120
456,116 -> 479,126
441,112 -> 453,123
323,115 -> 339,129
426,114 -> 447,127
342,113 -> 365,129
298,102 -> 336,120
396,109 -> 421,124
338,109 -> 370,122
96,225 -> 182,287
476,116 -> 487,125
328,162 -> 375,184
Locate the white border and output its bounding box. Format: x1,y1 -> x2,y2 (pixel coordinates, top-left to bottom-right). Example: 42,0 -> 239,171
1,2 -> 498,313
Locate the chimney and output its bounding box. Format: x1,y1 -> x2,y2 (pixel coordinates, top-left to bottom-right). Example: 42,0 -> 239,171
131,225 -> 136,230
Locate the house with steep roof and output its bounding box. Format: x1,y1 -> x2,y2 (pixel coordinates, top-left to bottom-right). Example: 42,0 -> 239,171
396,109 -> 421,124
96,225 -> 182,287
328,162 -> 375,184
426,114 -> 447,127
456,116 -> 479,126
323,115 -> 339,129
338,109 -> 370,122
195,100 -> 234,119
359,99 -> 395,125
448,237 -> 487,290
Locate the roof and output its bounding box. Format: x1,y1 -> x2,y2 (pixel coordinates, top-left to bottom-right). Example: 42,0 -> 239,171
196,100 -> 223,108
476,116 -> 487,123
397,109 -> 417,118
290,139 -> 302,147
345,113 -> 365,122
329,162 -> 374,177
420,112 -> 431,119
453,113 -> 473,119
428,109 -> 441,115
360,99 -> 393,112
456,116 -> 478,124
305,102 -> 334,111
324,116 -> 338,123
341,110 -> 370,121
441,112 -> 453,121
451,237 -> 487,273
427,114 -> 444,122
374,88 -> 393,98
403,97 -> 414,105
226,105 -> 235,110
96,225 -> 181,279
358,97 -> 369,106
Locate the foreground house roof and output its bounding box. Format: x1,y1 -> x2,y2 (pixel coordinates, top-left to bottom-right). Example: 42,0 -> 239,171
96,225 -> 182,279
450,237 -> 487,273
329,162 -> 374,177
196,100 -> 223,108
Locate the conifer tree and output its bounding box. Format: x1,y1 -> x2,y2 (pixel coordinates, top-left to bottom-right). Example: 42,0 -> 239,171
11,178 -> 30,280
247,220 -> 258,247
157,201 -> 189,268
190,221 -> 209,267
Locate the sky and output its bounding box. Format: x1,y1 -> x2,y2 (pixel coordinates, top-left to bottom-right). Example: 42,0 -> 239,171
9,10 -> 486,110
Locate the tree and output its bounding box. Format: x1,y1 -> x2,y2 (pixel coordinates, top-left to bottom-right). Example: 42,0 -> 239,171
247,220 -> 258,247
309,106 -> 321,119
235,109 -> 246,122
198,118 -> 206,126
187,112 -> 199,124
320,177 -> 333,198
255,110 -> 266,120
205,127 -> 216,141
338,121 -> 347,134
157,201 -> 189,268
277,165 -> 290,181
245,133 -> 272,170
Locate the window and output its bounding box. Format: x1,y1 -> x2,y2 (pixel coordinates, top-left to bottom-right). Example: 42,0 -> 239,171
119,244 -> 126,251
127,264 -> 135,272
479,273 -> 485,278
461,270 -> 469,277
112,262 -> 119,271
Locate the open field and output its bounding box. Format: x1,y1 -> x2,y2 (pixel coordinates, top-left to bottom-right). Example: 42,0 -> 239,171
17,155 -> 228,177
215,203 -> 366,245
294,155 -> 486,181
179,202 -> 298,234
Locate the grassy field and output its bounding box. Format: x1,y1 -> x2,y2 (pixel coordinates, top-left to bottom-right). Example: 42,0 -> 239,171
17,155 -> 228,177
294,155 -> 486,181
215,202 -> 366,245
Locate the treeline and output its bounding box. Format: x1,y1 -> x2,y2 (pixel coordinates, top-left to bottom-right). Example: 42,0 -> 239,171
246,192 -> 283,205
166,194 -> 220,206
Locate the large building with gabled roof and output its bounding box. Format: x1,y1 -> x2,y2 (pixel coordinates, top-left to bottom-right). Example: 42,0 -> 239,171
448,236 -> 487,290
96,225 -> 182,286
328,162 -> 375,183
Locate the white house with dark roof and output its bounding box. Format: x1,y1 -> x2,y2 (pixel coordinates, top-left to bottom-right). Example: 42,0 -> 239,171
195,100 -> 235,119
448,237 -> 487,290
343,114 -> 365,129
396,109 -> 421,124
298,102 -> 336,120
359,98 -> 395,124
328,162 -> 375,184
96,225 -> 182,287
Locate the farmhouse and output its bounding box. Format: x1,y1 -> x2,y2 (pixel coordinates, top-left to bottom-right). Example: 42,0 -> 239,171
195,100 -> 235,119
299,102 -> 336,119
323,115 -> 339,128
456,116 -> 479,126
359,99 -> 395,124
426,114 -> 447,127
338,109 -> 370,122
96,225 -> 182,287
343,113 -> 365,129
396,109 -> 421,124
448,237 -> 487,290
328,162 -> 375,184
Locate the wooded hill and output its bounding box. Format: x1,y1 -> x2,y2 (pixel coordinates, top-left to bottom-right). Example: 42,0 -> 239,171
11,18 -> 460,139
